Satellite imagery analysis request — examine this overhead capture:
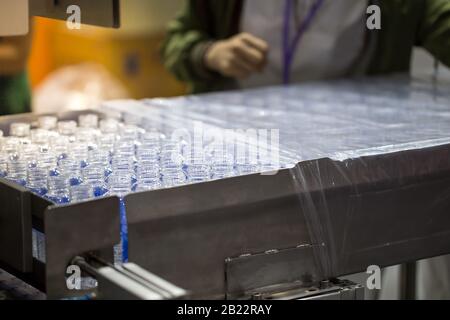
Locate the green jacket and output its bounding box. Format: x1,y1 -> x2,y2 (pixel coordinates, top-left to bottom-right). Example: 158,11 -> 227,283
162,0 -> 450,94
0,72 -> 31,116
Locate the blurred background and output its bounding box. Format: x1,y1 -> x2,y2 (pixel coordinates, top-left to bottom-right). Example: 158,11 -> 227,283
28,0 -> 186,113
26,0 -> 449,114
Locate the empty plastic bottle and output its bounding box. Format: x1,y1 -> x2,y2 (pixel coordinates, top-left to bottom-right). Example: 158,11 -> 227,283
160,141 -> 185,188
0,153 -> 8,177
58,155 -> 83,186
3,137 -> 22,154
27,160 -> 48,195
184,147 -> 210,184
70,183 -> 94,203
100,118 -> 120,134
47,169 -> 71,204
83,164 -> 108,197
7,153 -> 27,185
38,146 -> 57,171
30,129 -> 51,146
10,123 -> 31,138
235,142 -> 260,176
79,114 -> 99,129
58,121 -> 77,137
211,151 -> 235,180
38,116 -> 58,131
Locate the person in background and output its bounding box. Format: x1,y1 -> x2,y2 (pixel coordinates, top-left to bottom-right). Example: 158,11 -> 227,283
162,0 -> 450,94
0,29 -> 32,116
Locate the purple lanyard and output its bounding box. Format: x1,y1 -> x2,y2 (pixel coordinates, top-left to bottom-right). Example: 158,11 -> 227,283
283,0 -> 325,84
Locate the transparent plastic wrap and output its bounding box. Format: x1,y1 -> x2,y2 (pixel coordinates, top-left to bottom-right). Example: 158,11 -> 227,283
1,75 -> 450,298
102,75 -> 450,281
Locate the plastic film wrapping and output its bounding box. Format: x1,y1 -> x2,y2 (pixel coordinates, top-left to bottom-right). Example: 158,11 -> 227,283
102,75 -> 450,290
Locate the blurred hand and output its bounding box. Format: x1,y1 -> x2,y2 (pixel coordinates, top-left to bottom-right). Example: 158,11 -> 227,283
205,33 -> 269,79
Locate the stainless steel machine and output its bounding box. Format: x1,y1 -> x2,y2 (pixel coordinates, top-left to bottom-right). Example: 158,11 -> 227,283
0,76 -> 450,300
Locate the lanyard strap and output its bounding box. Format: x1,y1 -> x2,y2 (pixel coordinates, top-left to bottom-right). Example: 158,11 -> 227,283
283,0 -> 325,84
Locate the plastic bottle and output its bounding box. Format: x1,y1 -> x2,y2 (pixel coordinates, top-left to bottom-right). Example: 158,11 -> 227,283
70,183 -> 94,203
30,129 -> 51,146
79,114 -> 99,129
160,141 -> 185,188
51,136 -> 70,159
38,116 -> 58,131
211,151 -> 235,180
38,146 -> 57,171
7,153 -> 27,185
100,118 -> 120,134
10,123 -> 31,138
58,121 -> 77,137
27,160 -> 48,195
235,142 -> 260,176
58,155 -> 83,186
46,169 -> 71,204
0,153 -> 8,177
83,164 -> 108,197
3,137 -> 22,154
184,147 -> 210,184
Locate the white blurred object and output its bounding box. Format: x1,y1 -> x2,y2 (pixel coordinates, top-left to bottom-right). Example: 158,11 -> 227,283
32,63 -> 130,114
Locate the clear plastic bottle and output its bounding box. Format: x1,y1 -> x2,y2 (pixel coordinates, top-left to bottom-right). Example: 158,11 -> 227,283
97,133 -> 116,154
7,153 -> 27,185
139,131 -> 161,153
3,137 -> 22,154
235,142 -> 260,176
100,118 -> 120,134
75,128 -> 99,145
30,129 -> 51,146
160,141 -> 185,188
27,160 -> 48,195
0,130 -> 4,151
112,140 -> 136,185
211,151 -> 235,180
38,116 -> 58,131
0,153 -> 8,177
184,147 -> 210,184
51,136 -> 70,158
120,125 -> 140,142
71,142 -> 90,168
135,161 -> 161,191
38,146 -> 57,171
78,114 -> 99,129
58,155 -> 83,186
58,121 -> 77,137
70,183 -> 94,203
83,164 -> 108,197
47,169 -> 71,204
10,123 -> 31,138
135,133 -> 161,191
88,148 -> 111,171
21,144 -> 39,165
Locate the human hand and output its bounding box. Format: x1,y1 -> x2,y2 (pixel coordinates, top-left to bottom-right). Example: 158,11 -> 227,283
204,33 -> 269,79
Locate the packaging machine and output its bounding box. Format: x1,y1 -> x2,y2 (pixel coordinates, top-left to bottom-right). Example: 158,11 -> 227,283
0,76 -> 449,300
